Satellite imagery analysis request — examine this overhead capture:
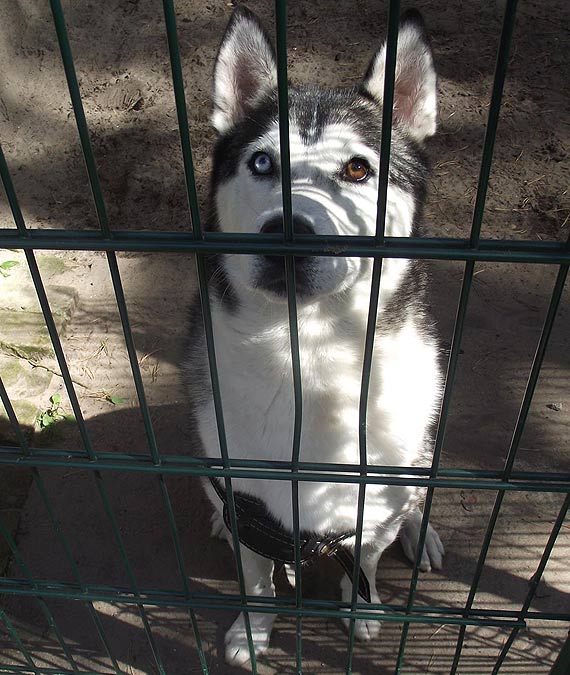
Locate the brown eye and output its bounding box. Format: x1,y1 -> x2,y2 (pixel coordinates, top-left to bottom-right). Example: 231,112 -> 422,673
342,158 -> 371,182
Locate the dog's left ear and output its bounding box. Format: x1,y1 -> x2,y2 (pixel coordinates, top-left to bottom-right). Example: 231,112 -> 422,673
362,10 -> 437,143
212,6 -> 277,133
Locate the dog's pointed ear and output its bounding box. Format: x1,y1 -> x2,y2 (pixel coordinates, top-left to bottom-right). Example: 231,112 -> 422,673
212,6 -> 277,133
362,10 -> 437,143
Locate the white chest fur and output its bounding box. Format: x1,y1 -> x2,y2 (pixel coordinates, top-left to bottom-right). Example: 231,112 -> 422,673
195,287 -> 442,544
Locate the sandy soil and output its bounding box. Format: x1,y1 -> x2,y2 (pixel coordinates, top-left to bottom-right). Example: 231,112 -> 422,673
1,0 -> 569,674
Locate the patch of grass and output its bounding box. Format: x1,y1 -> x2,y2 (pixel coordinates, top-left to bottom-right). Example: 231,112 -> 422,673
36,393 -> 75,430
0,260 -> 19,278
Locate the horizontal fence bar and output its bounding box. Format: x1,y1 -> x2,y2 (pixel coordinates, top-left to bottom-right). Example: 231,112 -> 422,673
0,580 -> 533,628
0,669 -> 102,675
1,578 -> 567,623
0,450 -> 567,491
2,447 -> 568,483
1,229 -> 569,263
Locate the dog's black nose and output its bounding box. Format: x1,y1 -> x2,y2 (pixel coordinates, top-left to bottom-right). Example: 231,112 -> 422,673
259,215 -> 315,236
257,215 -> 315,297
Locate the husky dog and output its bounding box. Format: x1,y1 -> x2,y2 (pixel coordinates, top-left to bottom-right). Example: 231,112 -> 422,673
187,6 -> 444,665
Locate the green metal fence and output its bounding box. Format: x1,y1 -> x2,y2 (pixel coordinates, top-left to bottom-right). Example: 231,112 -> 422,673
0,0 -> 569,674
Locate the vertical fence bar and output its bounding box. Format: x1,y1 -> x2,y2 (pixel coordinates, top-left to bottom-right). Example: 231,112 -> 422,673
106,259 -> 210,674
393,263 -> 475,674
275,1 -> 304,672
0,520 -> 79,673
373,0 -> 400,244
550,634 -> 570,675
285,258 -> 304,675
1,134 -> 167,675
0,377 -> 30,451
0,377 -> 124,675
469,0 -> 519,247
346,2 -> 399,673
28,251 -> 168,675
2,138 -> 98,462
491,492 -> 570,674
0,147 -> 28,237
48,0 -> 212,670
396,1 -> 519,671
161,0 -> 203,239
0,607 -> 39,675
1,142 -> 94,465
449,261 -> 568,675
194,256 -> 259,670
161,0 -> 257,668
0,146 -> 95,468
48,0 -> 110,236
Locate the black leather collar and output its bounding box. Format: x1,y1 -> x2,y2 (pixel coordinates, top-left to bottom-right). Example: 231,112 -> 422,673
209,477 -> 371,602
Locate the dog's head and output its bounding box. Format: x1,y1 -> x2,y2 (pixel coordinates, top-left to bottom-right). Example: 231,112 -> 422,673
210,6 -> 436,304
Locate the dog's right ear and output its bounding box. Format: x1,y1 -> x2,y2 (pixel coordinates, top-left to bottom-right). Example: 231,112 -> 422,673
212,6 -> 277,133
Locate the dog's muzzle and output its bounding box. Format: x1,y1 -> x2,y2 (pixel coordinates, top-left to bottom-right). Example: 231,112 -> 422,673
255,215 -> 316,297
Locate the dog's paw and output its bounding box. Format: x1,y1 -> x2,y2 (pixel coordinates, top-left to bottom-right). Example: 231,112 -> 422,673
224,612 -> 274,666
340,575 -> 382,641
400,515 -> 445,572
342,615 -> 382,641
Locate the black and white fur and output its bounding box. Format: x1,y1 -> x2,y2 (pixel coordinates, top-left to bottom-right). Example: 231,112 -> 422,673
187,6 -> 444,665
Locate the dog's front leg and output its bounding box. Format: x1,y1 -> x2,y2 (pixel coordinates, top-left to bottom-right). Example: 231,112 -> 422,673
225,545 -> 276,666
340,523 -> 400,641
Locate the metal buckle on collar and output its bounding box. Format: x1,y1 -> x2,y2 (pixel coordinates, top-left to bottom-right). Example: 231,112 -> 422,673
300,536 -> 323,560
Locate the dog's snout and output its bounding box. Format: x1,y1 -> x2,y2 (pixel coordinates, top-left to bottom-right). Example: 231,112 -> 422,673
292,216 -> 315,236
257,215 -> 315,297
259,215 -> 315,236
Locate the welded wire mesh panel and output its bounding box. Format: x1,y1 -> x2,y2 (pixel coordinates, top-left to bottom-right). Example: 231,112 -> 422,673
0,1 -> 569,674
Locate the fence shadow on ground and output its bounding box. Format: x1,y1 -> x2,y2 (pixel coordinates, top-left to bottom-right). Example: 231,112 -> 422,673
1,390 -> 569,673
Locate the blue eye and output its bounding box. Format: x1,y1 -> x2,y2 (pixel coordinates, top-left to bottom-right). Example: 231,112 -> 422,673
250,152 -> 273,176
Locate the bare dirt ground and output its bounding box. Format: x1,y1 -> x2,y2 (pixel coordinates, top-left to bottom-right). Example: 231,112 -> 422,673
1,1 -> 569,674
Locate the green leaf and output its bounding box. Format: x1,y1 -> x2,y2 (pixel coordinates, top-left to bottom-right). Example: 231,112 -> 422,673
106,394 -> 124,406
0,260 -> 19,270
40,412 -> 54,427
50,393 -> 61,406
